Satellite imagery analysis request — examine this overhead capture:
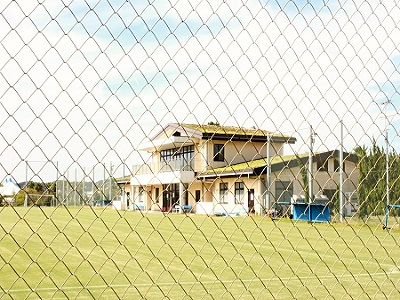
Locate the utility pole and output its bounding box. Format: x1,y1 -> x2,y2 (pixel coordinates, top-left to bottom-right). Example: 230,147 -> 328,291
55,161 -> 59,207
74,168 -> 77,206
381,100 -> 391,229
24,161 -> 28,207
308,126 -> 315,204
339,121 -> 344,222
384,129 -> 390,229
266,133 -> 271,215
109,162 -> 114,201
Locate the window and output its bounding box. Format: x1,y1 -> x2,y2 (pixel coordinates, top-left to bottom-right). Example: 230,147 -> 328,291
219,182 -> 228,203
334,159 -> 345,172
195,190 -> 201,202
235,182 -> 245,204
160,145 -> 194,171
138,186 -> 145,203
161,145 -> 194,162
214,144 -> 224,162
317,158 -> 328,172
275,181 -> 293,203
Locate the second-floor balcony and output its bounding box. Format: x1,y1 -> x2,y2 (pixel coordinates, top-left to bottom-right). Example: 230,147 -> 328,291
132,159 -> 195,176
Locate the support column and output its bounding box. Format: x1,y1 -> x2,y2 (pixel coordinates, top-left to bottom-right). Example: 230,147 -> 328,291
258,178 -> 264,215
179,182 -> 184,213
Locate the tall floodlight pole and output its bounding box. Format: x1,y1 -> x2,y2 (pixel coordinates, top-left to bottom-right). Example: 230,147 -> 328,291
66,170 -> 69,206
339,121 -> 344,222
103,163 -> 106,201
92,165 -> 95,205
308,126 -> 315,204
109,162 -> 113,201
384,129 -> 390,228
55,161 -> 59,207
83,167 -> 86,205
74,168 -> 77,206
62,174 -> 65,205
266,133 -> 271,215
381,100 -> 390,229
24,161 -> 28,207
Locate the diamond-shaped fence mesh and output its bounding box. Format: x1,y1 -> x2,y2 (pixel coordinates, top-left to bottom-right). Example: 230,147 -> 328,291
1,0 -> 400,299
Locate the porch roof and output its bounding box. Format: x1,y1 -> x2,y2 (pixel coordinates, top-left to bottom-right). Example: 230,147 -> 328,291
198,153 -> 307,178
197,150 -> 358,178
116,176 -> 130,185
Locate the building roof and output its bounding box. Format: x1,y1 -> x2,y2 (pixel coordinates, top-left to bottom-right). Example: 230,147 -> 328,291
0,178 -> 21,196
177,123 -> 296,143
198,150 -> 358,178
139,123 -> 296,152
115,176 -> 130,185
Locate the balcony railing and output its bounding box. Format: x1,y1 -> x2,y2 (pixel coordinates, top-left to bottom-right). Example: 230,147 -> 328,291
132,159 -> 194,176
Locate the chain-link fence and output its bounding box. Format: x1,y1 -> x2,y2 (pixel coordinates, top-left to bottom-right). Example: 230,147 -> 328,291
1,0 -> 399,299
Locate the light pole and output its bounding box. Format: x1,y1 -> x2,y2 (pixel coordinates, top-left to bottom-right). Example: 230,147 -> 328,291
339,120 -> 344,222
384,128 -> 390,229
308,125 -> 316,204
266,132 -> 271,215
109,162 -> 114,201
381,100 -> 391,229
25,161 -> 28,207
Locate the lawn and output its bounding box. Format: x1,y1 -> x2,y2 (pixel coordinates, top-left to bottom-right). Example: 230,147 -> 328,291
0,206 -> 399,299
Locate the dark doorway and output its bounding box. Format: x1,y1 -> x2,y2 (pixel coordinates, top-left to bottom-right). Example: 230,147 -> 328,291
162,184 -> 180,212
248,189 -> 255,213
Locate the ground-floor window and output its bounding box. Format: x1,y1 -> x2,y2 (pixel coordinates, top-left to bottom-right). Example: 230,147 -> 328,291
219,182 -> 228,203
195,190 -> 201,202
155,188 -> 160,204
235,182 -> 245,204
275,181 -> 293,203
138,186 -> 145,203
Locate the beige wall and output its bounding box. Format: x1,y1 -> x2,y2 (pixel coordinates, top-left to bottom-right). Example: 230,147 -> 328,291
148,138 -> 287,174
197,158 -> 358,212
270,158 -> 359,199
197,140 -> 285,170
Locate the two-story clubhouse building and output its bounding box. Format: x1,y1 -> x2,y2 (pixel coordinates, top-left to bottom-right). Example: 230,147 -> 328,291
116,123 -> 358,216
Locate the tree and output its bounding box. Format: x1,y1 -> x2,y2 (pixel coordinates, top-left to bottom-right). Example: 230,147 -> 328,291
15,188 -> 37,206
354,145 -> 368,218
14,181 -> 56,206
354,142 -> 400,219
296,156 -> 309,201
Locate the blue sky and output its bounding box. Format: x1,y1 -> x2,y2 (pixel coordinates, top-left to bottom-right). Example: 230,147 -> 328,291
0,0 -> 399,182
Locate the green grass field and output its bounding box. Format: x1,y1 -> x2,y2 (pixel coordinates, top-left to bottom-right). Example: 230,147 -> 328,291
0,206 -> 399,299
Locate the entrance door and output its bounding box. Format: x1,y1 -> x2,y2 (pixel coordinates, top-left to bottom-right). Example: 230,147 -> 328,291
248,189 -> 255,213
162,184 -> 180,212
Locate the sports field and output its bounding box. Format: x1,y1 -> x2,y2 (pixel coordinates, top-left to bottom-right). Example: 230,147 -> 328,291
0,207 -> 399,299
